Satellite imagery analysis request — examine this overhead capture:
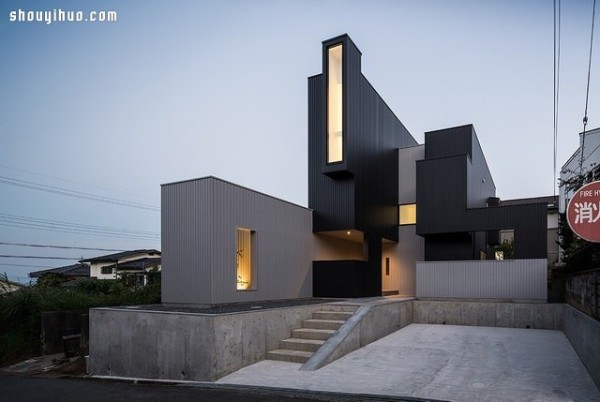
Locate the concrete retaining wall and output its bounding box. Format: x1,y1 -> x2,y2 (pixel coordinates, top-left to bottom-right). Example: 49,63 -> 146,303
89,303 -> 331,381
414,300 -> 563,330
563,304 -> 600,390
90,299 -> 589,383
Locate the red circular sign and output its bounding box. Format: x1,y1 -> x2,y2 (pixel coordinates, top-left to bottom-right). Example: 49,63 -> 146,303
567,180 -> 600,243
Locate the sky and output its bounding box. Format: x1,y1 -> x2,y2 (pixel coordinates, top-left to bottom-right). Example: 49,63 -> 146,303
0,0 -> 598,283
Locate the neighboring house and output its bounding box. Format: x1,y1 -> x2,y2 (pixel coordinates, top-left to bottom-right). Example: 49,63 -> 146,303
0,278 -> 27,294
499,196 -> 559,266
95,257 -> 161,287
161,34 -> 548,305
559,127 -> 600,213
29,263 -> 91,281
82,249 -> 161,281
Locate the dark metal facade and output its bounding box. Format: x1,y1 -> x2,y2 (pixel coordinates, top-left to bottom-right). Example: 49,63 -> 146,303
309,34 -> 417,297
416,125 -> 547,260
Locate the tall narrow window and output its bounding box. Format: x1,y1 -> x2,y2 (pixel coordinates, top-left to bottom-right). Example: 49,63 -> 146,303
236,228 -> 255,290
327,44 -> 343,163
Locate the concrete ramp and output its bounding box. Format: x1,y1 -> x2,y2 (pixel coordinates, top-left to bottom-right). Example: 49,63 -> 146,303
301,297 -> 414,370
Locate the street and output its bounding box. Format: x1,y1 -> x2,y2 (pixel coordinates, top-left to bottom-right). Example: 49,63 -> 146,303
0,375 -> 433,402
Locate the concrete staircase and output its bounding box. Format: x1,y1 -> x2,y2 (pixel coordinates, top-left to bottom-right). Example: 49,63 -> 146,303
266,308 -> 355,363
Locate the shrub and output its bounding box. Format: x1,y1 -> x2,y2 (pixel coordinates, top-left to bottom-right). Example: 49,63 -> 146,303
0,274 -> 160,366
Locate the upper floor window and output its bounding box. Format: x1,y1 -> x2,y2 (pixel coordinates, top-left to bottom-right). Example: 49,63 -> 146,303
327,44 -> 343,163
399,204 -> 417,225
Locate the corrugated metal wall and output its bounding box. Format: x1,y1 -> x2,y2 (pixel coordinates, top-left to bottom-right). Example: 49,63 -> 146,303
398,145 -> 424,204
416,259 -> 548,301
161,178 -> 214,304
162,177 -> 313,305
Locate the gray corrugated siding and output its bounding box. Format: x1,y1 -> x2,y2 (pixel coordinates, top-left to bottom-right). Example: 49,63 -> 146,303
162,177 -> 313,305
398,145 -> 424,205
162,179 -> 213,304
416,259 -> 547,301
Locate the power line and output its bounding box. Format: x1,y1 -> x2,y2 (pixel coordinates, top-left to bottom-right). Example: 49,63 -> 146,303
580,0 -> 597,174
0,242 -> 126,252
553,0 -> 561,196
0,164 -> 155,202
0,263 -> 55,269
0,255 -> 80,260
0,213 -> 160,241
0,175 -> 160,212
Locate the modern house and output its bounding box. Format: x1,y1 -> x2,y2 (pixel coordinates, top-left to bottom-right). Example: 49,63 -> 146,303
161,34 -> 548,305
89,34 -> 559,385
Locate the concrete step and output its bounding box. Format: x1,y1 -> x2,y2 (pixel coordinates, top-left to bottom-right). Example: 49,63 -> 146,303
319,305 -> 359,313
312,311 -> 354,321
292,328 -> 336,341
280,338 -> 325,352
266,349 -> 313,363
303,318 -> 345,331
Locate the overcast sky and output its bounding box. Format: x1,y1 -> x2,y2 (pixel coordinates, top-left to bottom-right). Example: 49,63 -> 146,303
0,0 -> 598,283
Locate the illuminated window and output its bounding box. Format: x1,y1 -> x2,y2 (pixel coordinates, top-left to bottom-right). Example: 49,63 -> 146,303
399,204 -> 417,225
327,44 -> 343,163
236,228 -> 255,290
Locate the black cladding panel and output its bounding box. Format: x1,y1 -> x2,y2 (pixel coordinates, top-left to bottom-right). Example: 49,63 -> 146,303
425,125 -> 474,160
309,34 -> 417,239
417,125 -> 547,260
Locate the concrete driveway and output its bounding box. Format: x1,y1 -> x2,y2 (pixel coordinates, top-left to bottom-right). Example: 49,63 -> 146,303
218,324 -> 600,402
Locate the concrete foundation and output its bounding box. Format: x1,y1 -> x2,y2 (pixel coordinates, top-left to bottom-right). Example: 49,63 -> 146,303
414,300 -> 563,329
89,303 -> 339,381
90,298 -> 596,388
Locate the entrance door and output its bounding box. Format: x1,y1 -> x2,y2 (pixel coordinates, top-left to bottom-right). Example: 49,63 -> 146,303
381,254 -> 399,295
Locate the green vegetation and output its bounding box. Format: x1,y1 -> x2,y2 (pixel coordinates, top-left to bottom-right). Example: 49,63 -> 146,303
494,239 -> 514,260
0,273 -> 160,367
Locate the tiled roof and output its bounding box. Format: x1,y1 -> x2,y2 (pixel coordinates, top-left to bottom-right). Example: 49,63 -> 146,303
80,249 -> 160,263
29,263 -> 90,278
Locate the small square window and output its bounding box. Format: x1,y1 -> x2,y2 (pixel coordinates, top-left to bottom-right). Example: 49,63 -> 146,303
101,266 -> 113,275
399,204 -> 416,225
